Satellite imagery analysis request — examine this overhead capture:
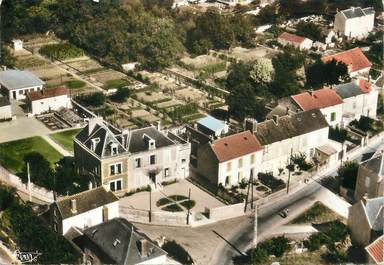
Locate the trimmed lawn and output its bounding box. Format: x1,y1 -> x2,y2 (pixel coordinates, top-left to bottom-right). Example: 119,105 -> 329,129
292,202 -> 342,224
50,129 -> 81,152
0,137 -> 63,173
162,203 -> 183,212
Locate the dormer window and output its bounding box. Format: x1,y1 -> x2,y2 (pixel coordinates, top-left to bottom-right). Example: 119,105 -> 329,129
143,134 -> 156,150
91,138 -> 100,152
110,143 -> 118,156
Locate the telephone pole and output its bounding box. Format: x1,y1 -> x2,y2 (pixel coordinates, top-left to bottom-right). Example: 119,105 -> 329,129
27,162 -> 32,202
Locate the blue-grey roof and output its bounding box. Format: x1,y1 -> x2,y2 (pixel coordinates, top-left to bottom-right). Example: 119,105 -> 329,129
82,218 -> 167,265
362,155 -> 384,177
364,197 -> 384,230
197,115 -> 227,133
0,70 -> 45,90
334,81 -> 365,99
362,7 -> 375,15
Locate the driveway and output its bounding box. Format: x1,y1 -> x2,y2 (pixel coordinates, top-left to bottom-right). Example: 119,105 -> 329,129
119,179 -> 224,213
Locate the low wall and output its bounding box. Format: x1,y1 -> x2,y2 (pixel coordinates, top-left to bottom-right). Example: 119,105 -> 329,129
119,206 -> 191,227
0,165 -> 54,203
208,202 -> 245,221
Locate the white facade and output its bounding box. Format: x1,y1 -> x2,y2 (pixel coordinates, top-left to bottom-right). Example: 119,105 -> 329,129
278,37 -> 313,50
7,85 -> 43,100
363,89 -> 378,119
61,201 -> 119,235
261,127 -> 329,175
320,104 -> 343,127
217,0 -> 253,6
29,94 -> 72,115
217,151 -> 263,186
127,143 -> 190,190
0,105 -> 11,120
334,8 -> 375,38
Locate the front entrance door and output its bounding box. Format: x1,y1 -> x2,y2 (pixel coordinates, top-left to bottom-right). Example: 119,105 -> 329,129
12,91 -> 16,99
149,172 -> 156,185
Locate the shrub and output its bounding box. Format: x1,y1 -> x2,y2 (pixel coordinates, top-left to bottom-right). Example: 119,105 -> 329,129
65,80 -> 86,89
251,247 -> 268,264
77,92 -> 106,107
338,161 -> 359,190
162,240 -> 193,265
110,87 -> 131,103
325,220 -> 349,243
329,126 -> 348,143
259,236 -> 291,257
0,186 -> 14,211
22,152 -> 55,190
258,172 -> 286,192
304,232 -> 330,251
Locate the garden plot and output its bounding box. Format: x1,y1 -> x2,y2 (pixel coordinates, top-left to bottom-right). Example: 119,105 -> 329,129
139,71 -> 179,91
156,99 -> 183,109
30,64 -> 68,80
90,69 -> 129,88
14,54 -> 47,69
181,54 -> 223,70
136,91 -> 171,104
225,46 -> 279,62
175,87 -> 210,107
65,57 -> 104,73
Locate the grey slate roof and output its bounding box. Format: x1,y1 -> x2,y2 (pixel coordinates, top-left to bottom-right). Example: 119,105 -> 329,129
334,81 -> 365,99
82,218 -> 167,265
0,70 -> 45,90
0,96 -> 10,107
55,187 -> 118,219
254,109 -> 329,146
127,127 -> 175,153
364,197 -> 384,231
75,123 -> 126,158
361,154 -> 384,177
342,7 -> 365,18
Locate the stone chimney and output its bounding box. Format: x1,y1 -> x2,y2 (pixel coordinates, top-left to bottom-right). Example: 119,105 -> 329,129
138,239 -> 150,257
362,193 -> 368,205
272,115 -> 279,125
244,118 -> 258,133
70,199 -> 77,214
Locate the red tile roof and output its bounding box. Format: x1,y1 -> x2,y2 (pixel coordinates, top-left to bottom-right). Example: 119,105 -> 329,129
211,131 -> 263,163
278,32 -> 306,44
27,87 -> 69,101
365,235 -> 384,264
322,47 -> 372,73
291,88 -> 343,111
359,79 -> 372,93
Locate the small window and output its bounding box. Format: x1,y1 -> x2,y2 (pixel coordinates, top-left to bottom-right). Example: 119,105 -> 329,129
19,90 -> 23,95
109,179 -> 122,192
227,162 -> 232,171
330,112 -> 336,122
110,181 -> 116,191
116,180 -> 122,190
53,222 -> 58,232
135,158 -> 141,168
238,158 -> 243,168
150,155 -> 156,165
164,168 -> 170,177
110,163 -> 122,175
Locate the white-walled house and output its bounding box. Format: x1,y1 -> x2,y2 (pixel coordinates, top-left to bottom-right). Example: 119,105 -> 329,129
253,109 -> 330,175
278,32 -> 313,50
0,70 -> 45,100
322,48 -> 372,78
50,187 -> 119,235
291,88 -> 344,127
0,96 -> 11,120
26,86 -> 72,115
334,7 -> 375,39
195,131 -> 263,186
334,79 -> 378,124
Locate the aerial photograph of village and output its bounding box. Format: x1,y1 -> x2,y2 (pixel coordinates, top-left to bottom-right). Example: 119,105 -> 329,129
0,0 -> 382,264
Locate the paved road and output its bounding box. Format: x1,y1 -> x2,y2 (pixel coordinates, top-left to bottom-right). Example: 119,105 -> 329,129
212,139 -> 384,265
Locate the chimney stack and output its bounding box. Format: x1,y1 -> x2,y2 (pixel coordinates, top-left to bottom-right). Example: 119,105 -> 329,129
70,199 -> 77,213
362,193 -> 368,205
244,118 -> 258,133
138,239 -> 150,257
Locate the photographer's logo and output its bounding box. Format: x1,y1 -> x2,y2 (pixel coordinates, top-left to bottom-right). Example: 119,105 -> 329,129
14,250 -> 42,263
